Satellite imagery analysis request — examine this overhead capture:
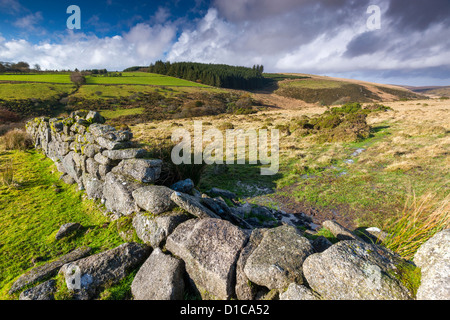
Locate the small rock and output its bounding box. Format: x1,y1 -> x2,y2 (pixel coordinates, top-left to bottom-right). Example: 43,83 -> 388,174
19,280 -> 57,300
207,187 -> 237,200
322,220 -> 363,241
86,111 -> 105,124
311,236 -> 333,253
170,179 -> 194,193
55,223 -> 82,240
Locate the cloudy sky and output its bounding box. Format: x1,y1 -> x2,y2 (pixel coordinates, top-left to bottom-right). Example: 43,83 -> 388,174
0,0 -> 449,86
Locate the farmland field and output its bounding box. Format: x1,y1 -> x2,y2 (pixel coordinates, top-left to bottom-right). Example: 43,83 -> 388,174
0,83 -> 75,100
0,73 -> 72,84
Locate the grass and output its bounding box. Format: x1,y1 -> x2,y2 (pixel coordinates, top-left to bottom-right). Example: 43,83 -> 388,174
0,83 -> 75,100
0,149 -> 125,299
0,73 -> 72,84
100,108 -> 145,119
132,98 -> 449,232
382,191 -> 450,260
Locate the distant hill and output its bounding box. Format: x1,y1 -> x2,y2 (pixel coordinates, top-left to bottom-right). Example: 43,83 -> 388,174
401,85 -> 450,98
271,74 -> 426,105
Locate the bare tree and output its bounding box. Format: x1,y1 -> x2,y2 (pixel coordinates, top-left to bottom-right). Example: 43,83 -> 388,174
70,72 -> 86,87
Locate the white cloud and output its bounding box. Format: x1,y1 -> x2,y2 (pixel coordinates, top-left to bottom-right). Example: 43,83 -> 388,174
0,23 -> 177,70
13,12 -> 43,29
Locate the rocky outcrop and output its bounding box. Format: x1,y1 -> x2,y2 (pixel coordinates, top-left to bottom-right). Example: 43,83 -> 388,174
414,229 -> 450,300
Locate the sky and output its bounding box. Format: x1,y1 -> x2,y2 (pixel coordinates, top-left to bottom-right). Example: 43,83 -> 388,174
0,0 -> 449,86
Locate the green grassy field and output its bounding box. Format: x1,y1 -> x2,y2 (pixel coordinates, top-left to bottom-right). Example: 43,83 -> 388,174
0,73 -> 72,84
100,107 -> 145,119
0,72 -> 211,103
0,150 -> 126,299
0,83 -> 75,100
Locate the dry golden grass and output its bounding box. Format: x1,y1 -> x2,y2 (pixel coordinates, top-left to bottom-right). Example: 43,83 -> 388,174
132,98 -> 448,175
382,190 -> 450,260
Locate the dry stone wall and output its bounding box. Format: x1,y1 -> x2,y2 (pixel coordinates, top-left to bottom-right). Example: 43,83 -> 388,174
26,110 -> 162,220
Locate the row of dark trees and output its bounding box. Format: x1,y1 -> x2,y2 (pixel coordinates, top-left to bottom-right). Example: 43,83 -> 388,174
148,61 -> 266,90
0,61 -> 42,73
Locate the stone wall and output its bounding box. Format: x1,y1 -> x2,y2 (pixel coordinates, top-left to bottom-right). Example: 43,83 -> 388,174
26,110 -> 163,220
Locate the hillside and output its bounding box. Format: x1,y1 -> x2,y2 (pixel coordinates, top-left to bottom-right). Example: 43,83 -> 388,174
260,73 -> 426,107
403,85 -> 450,98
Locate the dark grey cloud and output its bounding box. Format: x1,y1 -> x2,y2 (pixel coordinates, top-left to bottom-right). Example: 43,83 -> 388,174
345,32 -> 385,58
386,0 -> 450,31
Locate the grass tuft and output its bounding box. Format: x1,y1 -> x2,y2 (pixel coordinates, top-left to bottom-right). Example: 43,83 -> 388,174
382,189 -> 450,260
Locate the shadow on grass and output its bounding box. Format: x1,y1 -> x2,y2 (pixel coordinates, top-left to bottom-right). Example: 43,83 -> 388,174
370,125 -> 390,135
199,163 -> 282,199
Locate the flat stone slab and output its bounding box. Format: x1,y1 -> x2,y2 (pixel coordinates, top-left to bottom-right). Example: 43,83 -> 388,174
170,192 -> 220,219
9,247 -> 91,294
103,148 -> 147,160
60,242 -> 150,300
